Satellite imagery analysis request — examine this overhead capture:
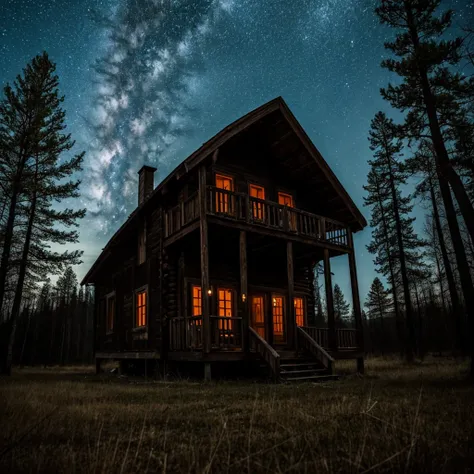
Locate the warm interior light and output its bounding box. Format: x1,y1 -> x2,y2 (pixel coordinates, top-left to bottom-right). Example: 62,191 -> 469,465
242,293 -> 246,302
207,288 -> 212,296
273,298 -> 277,307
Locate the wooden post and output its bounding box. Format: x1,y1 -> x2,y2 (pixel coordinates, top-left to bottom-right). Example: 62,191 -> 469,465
287,241 -> 295,350
199,166 -> 211,353
347,230 -> 365,374
323,248 -> 337,351
240,231 -> 249,351
95,358 -> 101,375
204,362 -> 212,381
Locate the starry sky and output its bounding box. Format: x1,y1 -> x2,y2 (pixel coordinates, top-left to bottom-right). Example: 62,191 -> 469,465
1,0 -> 473,303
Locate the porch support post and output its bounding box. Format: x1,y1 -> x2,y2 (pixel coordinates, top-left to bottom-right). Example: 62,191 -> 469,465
323,248 -> 337,351
287,241 -> 295,350
240,231 -> 249,351
199,165 -> 211,353
347,230 -> 365,374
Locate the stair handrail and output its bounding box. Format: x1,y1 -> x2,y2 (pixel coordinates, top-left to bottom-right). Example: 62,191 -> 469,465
249,327 -> 280,382
297,326 -> 335,375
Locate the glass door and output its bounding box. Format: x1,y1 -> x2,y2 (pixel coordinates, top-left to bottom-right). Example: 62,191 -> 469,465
251,295 -> 266,339
271,294 -> 286,344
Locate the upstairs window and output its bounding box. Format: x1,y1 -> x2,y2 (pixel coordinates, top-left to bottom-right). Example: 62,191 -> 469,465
138,222 -> 146,265
249,184 -> 265,220
294,297 -> 304,327
215,174 -> 234,214
106,294 -> 115,333
278,192 -> 296,230
136,290 -> 147,327
278,192 -> 293,207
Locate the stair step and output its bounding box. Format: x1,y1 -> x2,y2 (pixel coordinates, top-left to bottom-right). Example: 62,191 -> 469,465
282,374 -> 339,382
280,362 -> 321,368
280,368 -> 327,376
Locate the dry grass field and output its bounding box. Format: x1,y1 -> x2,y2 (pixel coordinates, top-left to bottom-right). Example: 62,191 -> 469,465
0,357 -> 473,473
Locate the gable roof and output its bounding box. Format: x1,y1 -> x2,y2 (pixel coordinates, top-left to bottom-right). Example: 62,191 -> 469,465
81,97 -> 367,285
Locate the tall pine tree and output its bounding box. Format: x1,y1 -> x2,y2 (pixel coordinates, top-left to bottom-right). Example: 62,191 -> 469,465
0,52 -> 85,375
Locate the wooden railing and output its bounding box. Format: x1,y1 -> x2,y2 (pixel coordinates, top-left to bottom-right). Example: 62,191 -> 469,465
297,327 -> 335,374
210,316 -> 242,350
169,315 -> 242,351
206,186 -> 349,247
164,192 -> 199,238
300,327 -> 359,350
249,327 -> 281,382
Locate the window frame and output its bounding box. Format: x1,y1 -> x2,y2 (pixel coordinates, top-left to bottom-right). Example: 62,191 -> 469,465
277,191 -> 294,207
134,285 -> 148,329
105,291 -> 116,334
214,172 -> 235,215
249,183 -> 266,221
294,296 -> 306,328
137,221 -> 147,266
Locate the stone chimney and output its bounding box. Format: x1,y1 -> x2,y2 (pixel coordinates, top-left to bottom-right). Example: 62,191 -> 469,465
138,165 -> 157,206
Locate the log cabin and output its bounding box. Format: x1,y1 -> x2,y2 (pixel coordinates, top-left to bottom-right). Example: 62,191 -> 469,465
81,97 -> 367,382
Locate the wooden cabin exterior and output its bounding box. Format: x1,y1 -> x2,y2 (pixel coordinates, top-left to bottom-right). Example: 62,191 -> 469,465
81,97 -> 367,382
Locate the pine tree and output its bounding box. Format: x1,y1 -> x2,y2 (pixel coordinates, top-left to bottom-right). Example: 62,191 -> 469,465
365,112 -> 426,361
0,53 -> 85,374
365,278 -> 392,354
333,284 -> 350,327
375,0 -> 474,375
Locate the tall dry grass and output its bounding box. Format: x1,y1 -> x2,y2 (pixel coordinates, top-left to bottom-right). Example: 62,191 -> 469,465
0,357 -> 473,473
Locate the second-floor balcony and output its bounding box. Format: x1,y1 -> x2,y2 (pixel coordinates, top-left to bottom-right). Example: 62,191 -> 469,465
164,186 -> 350,248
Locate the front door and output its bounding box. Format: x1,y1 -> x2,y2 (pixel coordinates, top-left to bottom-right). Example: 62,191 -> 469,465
251,295 -> 266,339
272,294 -> 286,345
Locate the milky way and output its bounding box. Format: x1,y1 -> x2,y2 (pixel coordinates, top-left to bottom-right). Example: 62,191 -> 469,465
2,0 -> 474,299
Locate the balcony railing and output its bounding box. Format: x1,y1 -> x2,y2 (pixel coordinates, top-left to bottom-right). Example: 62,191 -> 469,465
164,186 -> 349,248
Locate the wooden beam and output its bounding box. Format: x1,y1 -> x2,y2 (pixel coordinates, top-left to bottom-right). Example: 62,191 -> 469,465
287,241 -> 295,350
95,351 -> 160,359
323,247 -> 337,351
347,231 -> 364,374
199,165 -> 211,353
240,231 -> 249,352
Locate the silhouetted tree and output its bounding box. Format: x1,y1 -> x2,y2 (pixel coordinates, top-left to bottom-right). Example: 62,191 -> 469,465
333,284 -> 350,327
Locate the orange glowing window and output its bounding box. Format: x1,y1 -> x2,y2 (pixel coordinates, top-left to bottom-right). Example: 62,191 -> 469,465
249,184 -> 265,220
278,192 -> 293,207
294,297 -> 304,327
272,296 -> 284,342
218,288 -> 233,329
106,295 -> 115,333
136,290 -> 147,327
192,285 -> 202,325
215,174 -> 234,214
278,192 -> 296,230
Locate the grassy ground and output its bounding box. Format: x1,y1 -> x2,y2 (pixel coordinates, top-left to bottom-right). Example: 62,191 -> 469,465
0,357 -> 473,473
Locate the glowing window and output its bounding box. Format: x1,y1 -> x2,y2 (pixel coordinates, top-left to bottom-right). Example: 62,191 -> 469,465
218,288 -> 233,329
215,174 -> 234,214
136,290 -> 147,327
249,184 -> 265,220
272,296 -> 284,342
294,297 -> 304,327
192,285 -> 202,325
278,192 -> 293,207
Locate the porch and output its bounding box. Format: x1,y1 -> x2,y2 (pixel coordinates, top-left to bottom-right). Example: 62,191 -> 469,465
169,316 -> 360,354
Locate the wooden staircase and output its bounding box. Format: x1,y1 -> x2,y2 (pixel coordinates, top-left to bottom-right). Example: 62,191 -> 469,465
278,352 -> 339,383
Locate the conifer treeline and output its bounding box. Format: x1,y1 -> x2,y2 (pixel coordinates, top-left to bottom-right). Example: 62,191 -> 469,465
10,267 -> 94,366
362,0 -> 474,371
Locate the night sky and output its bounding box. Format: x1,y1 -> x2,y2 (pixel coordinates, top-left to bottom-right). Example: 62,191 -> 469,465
2,0 -> 473,303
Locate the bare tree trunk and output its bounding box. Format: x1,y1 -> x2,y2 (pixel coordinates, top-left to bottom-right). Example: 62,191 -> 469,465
429,177 -> 465,355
